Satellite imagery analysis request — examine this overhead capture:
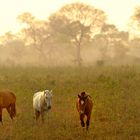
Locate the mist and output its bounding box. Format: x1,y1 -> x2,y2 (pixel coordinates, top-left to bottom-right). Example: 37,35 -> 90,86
0,2 -> 140,68
0,39 -> 140,67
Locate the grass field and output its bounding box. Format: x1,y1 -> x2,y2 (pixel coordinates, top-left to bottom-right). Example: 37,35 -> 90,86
0,66 -> 139,140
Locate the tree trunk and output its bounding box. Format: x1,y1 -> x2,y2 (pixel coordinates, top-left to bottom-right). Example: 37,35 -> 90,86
76,44 -> 82,67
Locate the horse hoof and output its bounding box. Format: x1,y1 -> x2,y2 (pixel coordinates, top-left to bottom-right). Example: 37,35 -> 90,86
86,127 -> 89,131
81,124 -> 85,127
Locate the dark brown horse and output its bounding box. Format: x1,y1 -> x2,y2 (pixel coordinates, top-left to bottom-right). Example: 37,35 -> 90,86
0,91 -> 16,124
76,91 -> 93,130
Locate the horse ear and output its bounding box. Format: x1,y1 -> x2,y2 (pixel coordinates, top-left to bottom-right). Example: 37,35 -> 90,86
50,90 -> 54,96
78,94 -> 81,98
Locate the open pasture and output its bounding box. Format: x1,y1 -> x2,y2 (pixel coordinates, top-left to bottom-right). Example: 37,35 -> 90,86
0,66 -> 139,140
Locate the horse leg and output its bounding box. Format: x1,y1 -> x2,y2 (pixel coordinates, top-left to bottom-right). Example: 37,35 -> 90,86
35,110 -> 40,121
6,106 -> 13,120
41,111 -> 45,123
86,113 -> 91,130
11,103 -> 16,117
80,114 -> 85,127
0,107 -> 3,124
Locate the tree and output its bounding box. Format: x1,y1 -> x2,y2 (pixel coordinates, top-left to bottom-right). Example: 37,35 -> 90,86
131,6 -> 140,26
0,32 -> 16,45
92,24 -> 129,64
17,12 -> 50,60
0,31 -> 26,66
129,6 -> 140,38
48,2 -> 106,66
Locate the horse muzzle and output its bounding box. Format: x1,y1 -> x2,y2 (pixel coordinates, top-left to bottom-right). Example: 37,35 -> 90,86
80,111 -> 84,114
48,106 -> 51,109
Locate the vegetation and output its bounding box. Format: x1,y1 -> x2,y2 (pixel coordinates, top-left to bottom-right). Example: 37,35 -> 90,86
1,2 -> 140,67
48,3 -> 106,66
0,66 -> 139,140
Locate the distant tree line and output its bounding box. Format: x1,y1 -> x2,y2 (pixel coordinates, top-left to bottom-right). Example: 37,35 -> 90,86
0,2 -> 140,67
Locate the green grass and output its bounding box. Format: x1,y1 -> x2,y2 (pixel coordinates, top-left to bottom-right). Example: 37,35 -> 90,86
0,66 -> 139,140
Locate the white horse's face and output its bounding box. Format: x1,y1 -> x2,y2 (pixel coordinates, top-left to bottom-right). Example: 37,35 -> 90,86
44,90 -> 53,110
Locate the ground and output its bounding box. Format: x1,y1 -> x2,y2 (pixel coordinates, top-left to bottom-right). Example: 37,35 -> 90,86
0,66 -> 139,140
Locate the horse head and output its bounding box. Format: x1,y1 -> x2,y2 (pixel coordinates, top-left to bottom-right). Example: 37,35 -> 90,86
44,90 -> 53,110
78,91 -> 89,114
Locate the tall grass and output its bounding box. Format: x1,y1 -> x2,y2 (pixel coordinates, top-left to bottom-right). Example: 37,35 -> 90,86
0,66 -> 139,140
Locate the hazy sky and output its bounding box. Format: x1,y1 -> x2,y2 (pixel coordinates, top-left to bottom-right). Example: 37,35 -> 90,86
0,0 -> 140,35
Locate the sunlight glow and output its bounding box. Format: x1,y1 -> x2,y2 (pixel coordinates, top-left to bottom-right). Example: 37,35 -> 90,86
0,0 -> 140,35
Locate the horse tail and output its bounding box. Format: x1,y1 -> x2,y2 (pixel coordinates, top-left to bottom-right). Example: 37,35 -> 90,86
11,103 -> 16,117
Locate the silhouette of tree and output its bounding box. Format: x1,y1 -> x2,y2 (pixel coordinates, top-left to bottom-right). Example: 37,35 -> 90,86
93,24 -> 129,64
48,2 -> 106,66
17,12 -> 50,60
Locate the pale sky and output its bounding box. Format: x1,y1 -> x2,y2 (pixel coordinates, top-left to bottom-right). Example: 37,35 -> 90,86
0,0 -> 140,35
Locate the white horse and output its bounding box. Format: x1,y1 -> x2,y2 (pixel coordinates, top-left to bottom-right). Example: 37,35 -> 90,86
33,90 -> 53,122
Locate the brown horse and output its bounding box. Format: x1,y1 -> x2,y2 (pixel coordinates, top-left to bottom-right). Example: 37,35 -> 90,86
0,91 -> 16,124
76,91 -> 93,130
